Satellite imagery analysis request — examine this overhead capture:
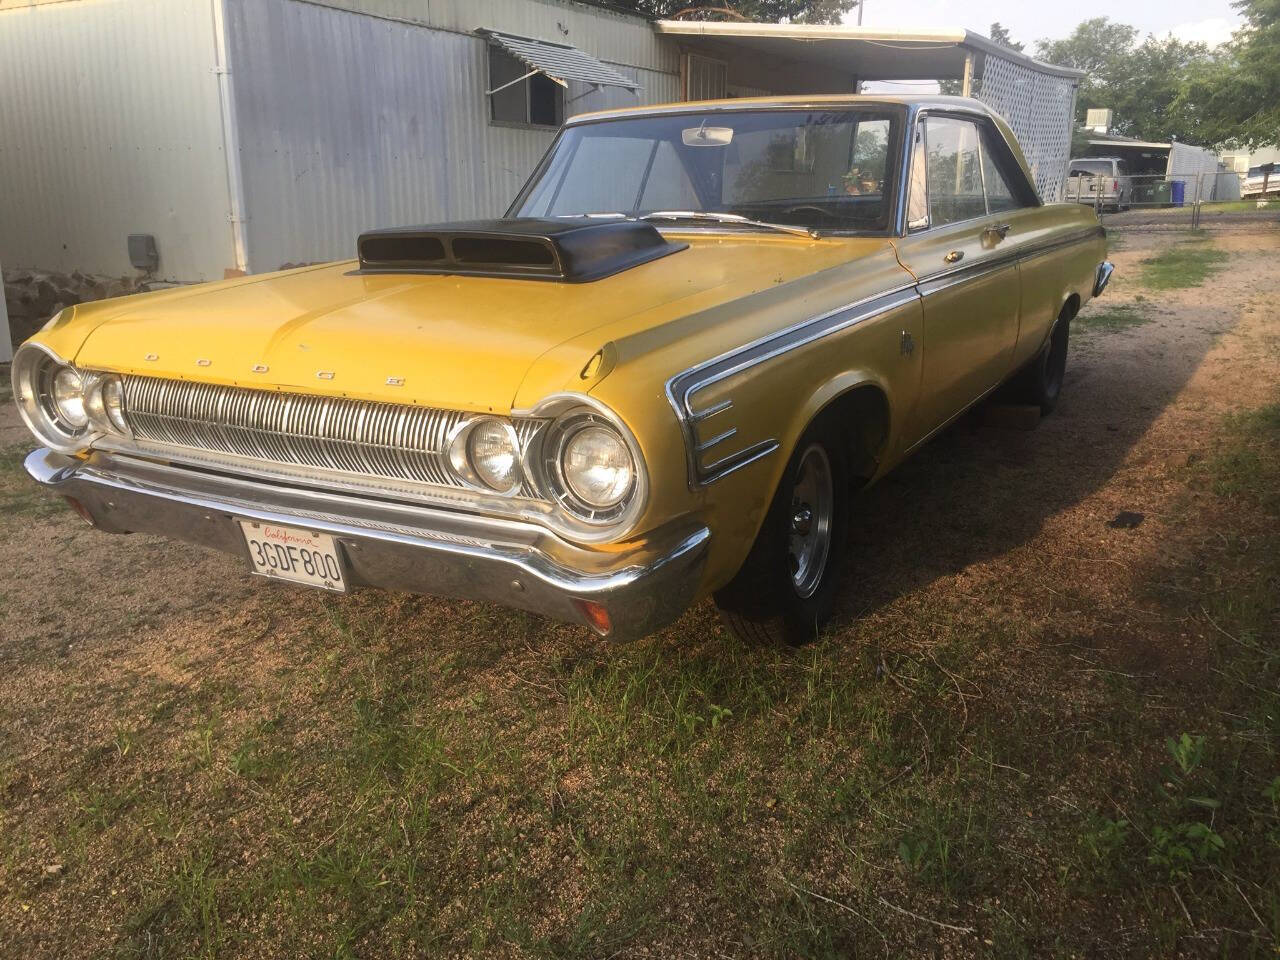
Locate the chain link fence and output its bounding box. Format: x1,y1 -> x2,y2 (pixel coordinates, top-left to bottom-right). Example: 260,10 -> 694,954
1063,172 -> 1280,229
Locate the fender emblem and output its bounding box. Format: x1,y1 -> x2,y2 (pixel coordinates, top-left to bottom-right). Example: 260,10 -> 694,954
144,353 -> 159,362
900,331 -> 915,357
316,370 -> 335,380
251,364 -> 269,373
386,376 -> 405,386
196,358 -> 212,367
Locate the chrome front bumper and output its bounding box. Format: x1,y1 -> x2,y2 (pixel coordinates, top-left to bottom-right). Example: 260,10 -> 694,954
1094,260 -> 1114,297
25,448 -> 709,640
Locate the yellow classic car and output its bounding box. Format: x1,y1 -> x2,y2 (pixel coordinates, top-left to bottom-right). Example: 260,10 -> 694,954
13,95 -> 1111,644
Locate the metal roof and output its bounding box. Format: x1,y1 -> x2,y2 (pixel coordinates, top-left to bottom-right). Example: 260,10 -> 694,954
654,21 -> 1084,82
479,29 -> 640,91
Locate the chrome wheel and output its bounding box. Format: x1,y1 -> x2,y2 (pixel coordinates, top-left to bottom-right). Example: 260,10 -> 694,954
788,443 -> 834,599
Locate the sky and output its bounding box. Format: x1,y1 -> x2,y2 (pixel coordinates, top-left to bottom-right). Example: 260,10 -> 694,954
842,0 -> 1241,52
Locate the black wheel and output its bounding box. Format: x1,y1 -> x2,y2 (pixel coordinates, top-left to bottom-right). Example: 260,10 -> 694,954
1007,315 -> 1069,415
714,417 -> 851,646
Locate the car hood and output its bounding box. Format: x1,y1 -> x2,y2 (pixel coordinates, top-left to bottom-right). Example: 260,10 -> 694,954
66,234 -> 891,414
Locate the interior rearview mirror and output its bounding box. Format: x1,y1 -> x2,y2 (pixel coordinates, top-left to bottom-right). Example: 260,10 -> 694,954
682,126 -> 734,147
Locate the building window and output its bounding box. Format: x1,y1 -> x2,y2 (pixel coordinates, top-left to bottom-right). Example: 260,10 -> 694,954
488,47 -> 563,127
684,54 -> 727,101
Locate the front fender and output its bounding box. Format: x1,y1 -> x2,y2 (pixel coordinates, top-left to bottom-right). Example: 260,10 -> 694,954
665,289 -> 925,593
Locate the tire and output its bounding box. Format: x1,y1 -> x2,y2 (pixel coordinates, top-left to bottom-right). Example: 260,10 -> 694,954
714,416 -> 851,646
1007,315 -> 1069,415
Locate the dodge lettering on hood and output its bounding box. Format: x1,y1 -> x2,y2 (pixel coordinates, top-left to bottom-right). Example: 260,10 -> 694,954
14,96 -> 1112,644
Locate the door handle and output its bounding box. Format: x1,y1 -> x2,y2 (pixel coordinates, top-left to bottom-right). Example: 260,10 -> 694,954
943,250 -> 964,264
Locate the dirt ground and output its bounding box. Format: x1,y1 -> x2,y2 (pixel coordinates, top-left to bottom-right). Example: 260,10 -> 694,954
0,224 -> 1277,958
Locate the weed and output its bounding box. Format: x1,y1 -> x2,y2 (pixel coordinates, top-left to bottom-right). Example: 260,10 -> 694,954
1148,822 -> 1225,879
1167,732 -> 1206,778
1139,241 -> 1228,289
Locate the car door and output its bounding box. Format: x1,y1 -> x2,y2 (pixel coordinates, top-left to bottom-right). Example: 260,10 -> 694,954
895,113 -> 1021,442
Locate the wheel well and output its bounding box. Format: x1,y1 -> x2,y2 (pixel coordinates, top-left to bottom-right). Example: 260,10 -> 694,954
1061,294 -> 1081,323
813,384 -> 890,486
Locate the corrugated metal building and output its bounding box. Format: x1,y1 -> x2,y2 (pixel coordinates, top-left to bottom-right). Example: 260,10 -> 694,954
0,0 -> 1083,285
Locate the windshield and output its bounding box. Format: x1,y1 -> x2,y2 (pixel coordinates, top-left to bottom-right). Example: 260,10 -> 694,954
511,109 -> 903,234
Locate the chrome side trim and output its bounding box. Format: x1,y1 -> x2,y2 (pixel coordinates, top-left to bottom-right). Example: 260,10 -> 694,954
912,225 -> 1106,295
696,428 -> 738,452
700,440 -> 781,485
666,285 -> 920,488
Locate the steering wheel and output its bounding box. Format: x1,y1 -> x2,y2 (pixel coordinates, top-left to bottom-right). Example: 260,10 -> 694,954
782,204 -> 842,221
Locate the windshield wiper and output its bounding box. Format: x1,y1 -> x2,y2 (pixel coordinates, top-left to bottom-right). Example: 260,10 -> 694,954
639,210 -> 818,239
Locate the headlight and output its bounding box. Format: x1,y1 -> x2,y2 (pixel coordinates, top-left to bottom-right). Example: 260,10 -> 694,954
12,343 -> 95,452
12,345 -> 131,452
467,419 -> 520,492
83,374 -> 131,437
562,425 -> 633,507
537,404 -> 646,532
448,417 -> 523,495
102,377 -> 129,433
52,367 -> 89,428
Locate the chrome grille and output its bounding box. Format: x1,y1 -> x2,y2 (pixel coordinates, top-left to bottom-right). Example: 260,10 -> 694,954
121,376 -> 545,497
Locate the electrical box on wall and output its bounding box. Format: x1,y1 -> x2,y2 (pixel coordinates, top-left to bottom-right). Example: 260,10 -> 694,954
127,234 -> 159,272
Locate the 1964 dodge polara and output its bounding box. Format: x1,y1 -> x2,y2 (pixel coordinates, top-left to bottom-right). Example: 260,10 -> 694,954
14,96 -> 1112,644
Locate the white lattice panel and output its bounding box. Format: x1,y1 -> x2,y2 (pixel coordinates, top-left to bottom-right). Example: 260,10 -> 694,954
977,56 -> 1078,203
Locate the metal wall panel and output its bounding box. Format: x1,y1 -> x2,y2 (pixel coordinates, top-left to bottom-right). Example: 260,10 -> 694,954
299,0 -> 682,74
229,0 -> 679,272
0,0 -> 234,280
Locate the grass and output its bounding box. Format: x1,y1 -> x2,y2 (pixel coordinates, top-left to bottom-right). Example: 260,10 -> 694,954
0,441 -> 62,518
1140,238 -> 1229,289
1073,301 -> 1150,333
1,273 -> 1278,956
1199,199 -> 1280,214
1,393 -> 1277,958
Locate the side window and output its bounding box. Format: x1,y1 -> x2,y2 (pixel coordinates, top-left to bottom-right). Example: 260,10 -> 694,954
906,127 -> 929,230
488,47 -> 563,127
980,125 -> 1034,213
925,117 -> 984,226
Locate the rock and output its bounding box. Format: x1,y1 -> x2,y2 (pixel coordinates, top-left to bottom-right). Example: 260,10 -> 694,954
42,863 -> 63,877
1107,511 -> 1144,529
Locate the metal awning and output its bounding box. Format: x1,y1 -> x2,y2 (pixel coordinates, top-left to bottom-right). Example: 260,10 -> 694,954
654,21 -> 1084,84
479,29 -> 640,93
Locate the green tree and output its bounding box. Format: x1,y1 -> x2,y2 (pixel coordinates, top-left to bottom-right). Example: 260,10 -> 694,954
1176,0 -> 1280,146
988,22 -> 1024,53
606,0 -> 855,20
1036,18 -> 1218,143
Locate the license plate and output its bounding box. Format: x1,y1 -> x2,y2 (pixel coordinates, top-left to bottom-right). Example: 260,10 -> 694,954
239,520 -> 348,592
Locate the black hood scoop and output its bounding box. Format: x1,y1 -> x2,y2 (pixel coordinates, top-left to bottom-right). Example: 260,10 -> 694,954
356,218 -> 687,283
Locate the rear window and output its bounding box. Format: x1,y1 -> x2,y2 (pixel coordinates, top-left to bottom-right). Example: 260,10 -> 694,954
1070,160 -> 1113,176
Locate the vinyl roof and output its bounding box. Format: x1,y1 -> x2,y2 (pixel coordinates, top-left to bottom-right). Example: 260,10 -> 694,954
654,21 -> 1084,83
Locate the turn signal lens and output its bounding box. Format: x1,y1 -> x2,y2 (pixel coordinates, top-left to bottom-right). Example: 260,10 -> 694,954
572,598 -> 613,636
